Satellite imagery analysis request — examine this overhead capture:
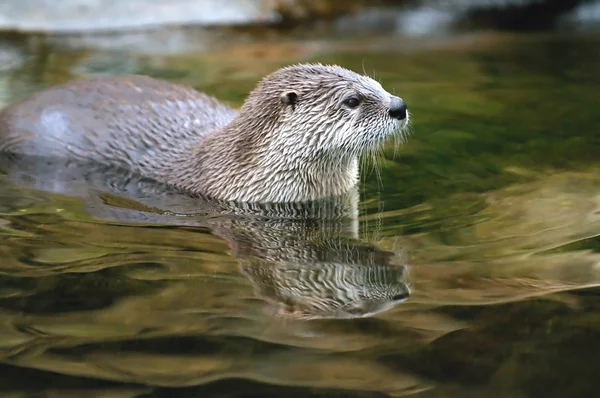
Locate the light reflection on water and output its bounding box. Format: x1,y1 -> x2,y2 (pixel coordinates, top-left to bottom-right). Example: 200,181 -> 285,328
0,31 -> 598,397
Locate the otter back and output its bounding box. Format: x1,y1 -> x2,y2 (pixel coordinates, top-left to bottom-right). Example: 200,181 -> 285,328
0,75 -> 237,174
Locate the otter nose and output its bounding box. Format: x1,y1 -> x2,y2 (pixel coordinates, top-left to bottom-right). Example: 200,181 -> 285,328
389,97 -> 407,120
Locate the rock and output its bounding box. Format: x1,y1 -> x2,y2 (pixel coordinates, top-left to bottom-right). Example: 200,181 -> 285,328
0,0 -> 279,33
559,0 -> 600,30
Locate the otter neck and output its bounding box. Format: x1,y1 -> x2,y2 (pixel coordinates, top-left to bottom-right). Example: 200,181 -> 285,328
169,117 -> 360,203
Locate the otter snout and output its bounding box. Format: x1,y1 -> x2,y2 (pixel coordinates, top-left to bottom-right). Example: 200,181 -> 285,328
388,97 -> 407,120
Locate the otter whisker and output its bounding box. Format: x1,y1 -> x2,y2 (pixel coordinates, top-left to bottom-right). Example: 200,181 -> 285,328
368,149 -> 379,183
372,69 -> 381,84
377,147 -> 385,190
370,147 -> 383,190
392,133 -> 399,159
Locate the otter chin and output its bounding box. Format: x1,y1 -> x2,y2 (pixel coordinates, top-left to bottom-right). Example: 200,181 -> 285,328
0,63 -> 409,203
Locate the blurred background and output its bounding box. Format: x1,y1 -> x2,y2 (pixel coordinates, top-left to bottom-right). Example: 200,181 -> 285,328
1,0 -> 599,103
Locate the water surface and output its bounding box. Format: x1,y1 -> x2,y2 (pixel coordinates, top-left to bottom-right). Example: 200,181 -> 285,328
0,31 -> 599,397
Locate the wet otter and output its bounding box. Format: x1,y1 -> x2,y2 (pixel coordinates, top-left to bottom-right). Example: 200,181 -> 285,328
0,63 -> 409,203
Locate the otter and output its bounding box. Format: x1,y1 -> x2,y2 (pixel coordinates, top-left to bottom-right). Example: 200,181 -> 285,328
0,63 -> 409,203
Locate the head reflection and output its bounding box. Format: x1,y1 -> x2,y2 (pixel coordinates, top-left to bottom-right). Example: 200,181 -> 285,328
242,261 -> 409,320
209,203 -> 410,320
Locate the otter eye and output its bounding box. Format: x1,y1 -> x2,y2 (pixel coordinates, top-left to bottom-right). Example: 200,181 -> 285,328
343,96 -> 361,109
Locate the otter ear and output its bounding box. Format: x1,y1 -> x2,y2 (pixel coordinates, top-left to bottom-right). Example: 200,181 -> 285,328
280,90 -> 299,108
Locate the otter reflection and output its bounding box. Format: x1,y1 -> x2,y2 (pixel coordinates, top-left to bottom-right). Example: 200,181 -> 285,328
207,214 -> 410,320
1,155 -> 410,319
243,261 -> 409,320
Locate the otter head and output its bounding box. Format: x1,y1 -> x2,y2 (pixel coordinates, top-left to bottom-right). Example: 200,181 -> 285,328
240,63 -> 409,158
199,63 -> 410,203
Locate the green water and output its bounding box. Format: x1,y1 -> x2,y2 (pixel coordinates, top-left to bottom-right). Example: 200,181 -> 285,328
0,31 -> 599,397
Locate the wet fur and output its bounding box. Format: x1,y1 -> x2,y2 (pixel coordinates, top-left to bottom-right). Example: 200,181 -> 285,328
0,64 -> 408,203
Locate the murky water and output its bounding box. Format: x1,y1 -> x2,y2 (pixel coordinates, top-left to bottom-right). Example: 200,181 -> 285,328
0,30 -> 599,397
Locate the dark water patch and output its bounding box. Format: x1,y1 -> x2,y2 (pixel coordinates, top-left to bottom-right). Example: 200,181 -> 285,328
142,378 -> 387,398
535,234 -> 600,255
380,289 -> 600,397
0,266 -> 163,314
48,334 -> 307,358
0,362 -> 148,395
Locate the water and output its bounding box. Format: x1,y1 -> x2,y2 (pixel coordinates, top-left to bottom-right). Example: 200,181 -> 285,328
0,30 -> 599,397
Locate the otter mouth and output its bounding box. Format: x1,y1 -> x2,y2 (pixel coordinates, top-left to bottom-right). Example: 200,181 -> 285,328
396,113 -> 410,129
390,111 -> 411,140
